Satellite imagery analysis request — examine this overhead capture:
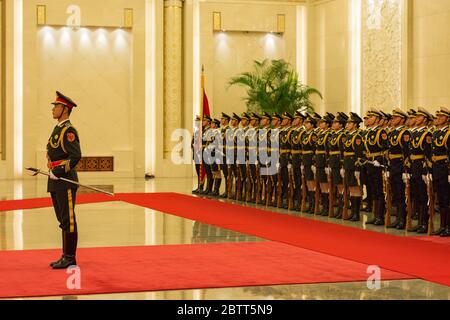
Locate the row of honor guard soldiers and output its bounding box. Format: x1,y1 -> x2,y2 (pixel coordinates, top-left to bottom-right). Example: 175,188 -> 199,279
192,107 -> 450,237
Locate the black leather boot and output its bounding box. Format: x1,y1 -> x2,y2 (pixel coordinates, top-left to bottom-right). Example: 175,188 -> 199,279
432,207 -> 446,236
212,179 -> 221,196
374,199 -> 385,226
320,193 -> 329,216
306,192 -> 315,214
350,197 -> 361,222
417,205 -> 429,234
345,197 -> 356,221
50,231 -> 65,267
387,205 -> 400,229
441,208 -> 450,237
366,200 -> 378,225
396,205 -> 406,230
52,232 -> 78,269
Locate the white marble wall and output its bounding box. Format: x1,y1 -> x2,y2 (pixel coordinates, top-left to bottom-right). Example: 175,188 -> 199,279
362,0 -> 403,111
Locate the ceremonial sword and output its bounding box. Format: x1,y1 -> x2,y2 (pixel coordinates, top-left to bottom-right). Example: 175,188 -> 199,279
25,167 -> 115,197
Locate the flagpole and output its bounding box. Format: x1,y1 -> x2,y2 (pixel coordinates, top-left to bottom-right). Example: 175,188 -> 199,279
198,66 -> 205,183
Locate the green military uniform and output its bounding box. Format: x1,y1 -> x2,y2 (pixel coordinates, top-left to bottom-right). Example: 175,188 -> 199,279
329,113 -> 348,218
429,108 -> 450,236
342,113 -> 364,221
386,109 -> 411,229
290,111 -> 307,211
315,113 -> 334,215
47,91 -> 82,269
363,110 -> 389,226
301,114 -> 319,214
219,113 -> 231,198
408,108 -> 433,233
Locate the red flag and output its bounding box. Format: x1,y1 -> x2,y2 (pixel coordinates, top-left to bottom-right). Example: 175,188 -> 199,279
202,89 -> 210,117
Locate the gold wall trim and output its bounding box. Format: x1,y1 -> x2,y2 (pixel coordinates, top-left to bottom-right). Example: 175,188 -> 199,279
277,14 -> 285,34
124,8 -> 133,28
37,5 -> 46,25
1,0 -> 5,160
213,12 -> 221,31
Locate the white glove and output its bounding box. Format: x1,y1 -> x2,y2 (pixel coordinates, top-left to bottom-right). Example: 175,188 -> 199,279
422,174 -> 428,184
355,171 -> 361,181
288,164 -> 293,170
49,170 -> 59,181
254,160 -> 259,166
402,173 -> 409,183
325,167 -> 331,175
340,169 -> 345,178
373,160 -> 381,168
276,163 -> 280,170
236,159 -> 240,165
301,165 -> 305,172
312,166 -> 317,175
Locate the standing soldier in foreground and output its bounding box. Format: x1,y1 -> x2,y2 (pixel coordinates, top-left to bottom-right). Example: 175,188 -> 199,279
47,91 -> 82,269
386,108 -> 411,229
429,107 -> 450,237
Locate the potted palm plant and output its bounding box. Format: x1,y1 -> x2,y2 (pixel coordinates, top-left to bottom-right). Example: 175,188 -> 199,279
229,59 -> 322,114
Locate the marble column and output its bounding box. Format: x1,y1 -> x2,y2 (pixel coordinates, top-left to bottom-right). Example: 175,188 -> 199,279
361,0 -> 404,112
163,0 -> 184,159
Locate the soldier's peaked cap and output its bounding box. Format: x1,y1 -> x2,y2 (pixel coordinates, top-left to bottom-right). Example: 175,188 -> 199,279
250,112 -> 261,120
232,113 -> 241,121
260,112 -> 272,120
334,112 -> 349,124
221,112 -> 231,120
294,110 -> 307,119
282,112 -> 294,120
348,112 -> 363,124
52,91 -> 77,109
272,112 -> 283,121
392,108 -> 408,119
416,107 -> 433,120
436,107 -> 450,117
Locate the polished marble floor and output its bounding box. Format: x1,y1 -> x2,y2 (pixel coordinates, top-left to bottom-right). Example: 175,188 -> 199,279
1,177 -> 449,300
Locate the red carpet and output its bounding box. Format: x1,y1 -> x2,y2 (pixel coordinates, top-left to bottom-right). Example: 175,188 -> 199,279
0,193 -> 116,212
2,193 -> 450,287
0,242 -> 411,299
119,193 -> 450,287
